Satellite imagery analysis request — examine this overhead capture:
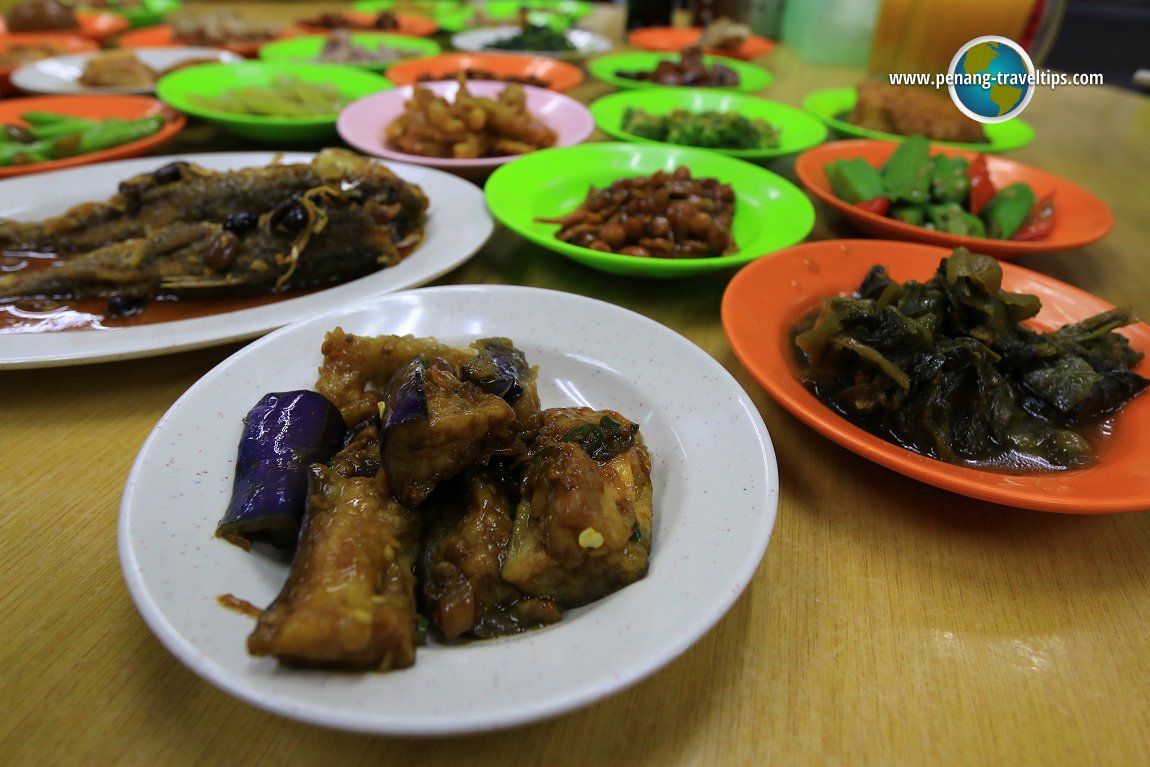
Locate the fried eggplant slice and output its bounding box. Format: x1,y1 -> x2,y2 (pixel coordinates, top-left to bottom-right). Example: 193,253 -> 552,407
420,469 -> 563,640
462,337 -> 542,428
502,407 -> 653,607
381,356 -> 517,508
247,465 -> 419,670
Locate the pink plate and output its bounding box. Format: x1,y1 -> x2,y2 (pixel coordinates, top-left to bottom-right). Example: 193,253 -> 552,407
336,79 -> 594,179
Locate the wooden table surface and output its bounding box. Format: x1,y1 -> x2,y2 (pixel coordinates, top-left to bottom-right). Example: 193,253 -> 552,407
3,3 -> 1149,765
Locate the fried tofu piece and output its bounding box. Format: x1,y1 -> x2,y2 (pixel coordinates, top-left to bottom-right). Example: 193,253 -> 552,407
420,469 -> 563,640
247,466 -> 419,670
501,407 -> 653,607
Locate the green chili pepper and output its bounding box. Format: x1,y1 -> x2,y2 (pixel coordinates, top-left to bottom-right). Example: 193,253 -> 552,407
881,134 -> 932,204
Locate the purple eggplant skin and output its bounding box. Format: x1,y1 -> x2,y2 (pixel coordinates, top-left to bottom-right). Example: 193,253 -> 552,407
381,356 -> 430,438
216,390 -> 347,551
462,338 -> 530,405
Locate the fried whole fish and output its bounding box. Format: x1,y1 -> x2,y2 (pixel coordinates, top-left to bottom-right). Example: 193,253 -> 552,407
0,149 -> 428,300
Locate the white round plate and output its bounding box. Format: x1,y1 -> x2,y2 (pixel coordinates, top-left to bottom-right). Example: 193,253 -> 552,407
118,285 -> 779,735
450,25 -> 611,60
10,46 -> 242,95
0,152 -> 493,369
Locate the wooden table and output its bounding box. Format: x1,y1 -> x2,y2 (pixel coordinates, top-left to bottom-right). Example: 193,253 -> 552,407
3,4 -> 1150,765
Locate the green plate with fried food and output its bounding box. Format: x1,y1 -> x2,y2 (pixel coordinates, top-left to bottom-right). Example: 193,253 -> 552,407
485,142 -> 815,278
802,86 -> 1035,152
590,88 -> 828,161
156,61 -> 392,142
587,51 -> 773,94
258,33 -> 442,72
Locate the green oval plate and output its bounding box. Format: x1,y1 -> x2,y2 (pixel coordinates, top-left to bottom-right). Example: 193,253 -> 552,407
258,33 -> 442,72
587,51 -> 773,94
485,142 -> 815,278
801,86 -> 1035,152
590,88 -> 828,160
352,0 -> 474,33
156,61 -> 392,143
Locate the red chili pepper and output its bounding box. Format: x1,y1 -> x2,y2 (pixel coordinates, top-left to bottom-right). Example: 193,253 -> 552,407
856,196 -> 891,216
1011,191 -> 1056,241
967,155 -> 995,215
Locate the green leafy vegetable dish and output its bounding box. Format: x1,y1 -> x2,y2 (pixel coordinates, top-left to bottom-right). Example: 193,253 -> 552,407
790,248 -> 1148,471
825,135 -> 1054,241
486,23 -> 574,52
620,107 -> 779,151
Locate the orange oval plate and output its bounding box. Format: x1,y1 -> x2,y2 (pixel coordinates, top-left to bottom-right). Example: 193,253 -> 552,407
795,139 -> 1114,259
721,239 -> 1150,513
385,51 -> 583,92
0,10 -> 128,41
627,26 -> 774,60
118,23 -> 292,58
295,10 -> 438,37
0,94 -> 185,179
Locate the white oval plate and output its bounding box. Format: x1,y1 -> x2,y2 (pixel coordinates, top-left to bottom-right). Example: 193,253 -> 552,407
451,25 -> 611,60
10,46 -> 242,95
118,285 -> 779,735
0,152 -> 493,368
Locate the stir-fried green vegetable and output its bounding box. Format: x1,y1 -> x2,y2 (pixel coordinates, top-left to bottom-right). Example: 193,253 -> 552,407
0,111 -> 166,167
791,248 -> 1148,470
486,24 -> 574,52
824,136 -> 1055,240
621,107 -> 780,151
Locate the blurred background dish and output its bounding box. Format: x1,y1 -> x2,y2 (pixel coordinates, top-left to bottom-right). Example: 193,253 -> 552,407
0,31 -> 97,95
590,88 -> 826,161
352,0 -> 474,33
587,50 -> 773,93
0,7 -> 128,41
258,32 -> 441,72
385,51 -> 583,92
451,25 -> 610,61
117,13 -> 292,58
627,26 -> 775,61
294,9 -> 438,36
10,46 -> 241,95
337,79 -> 594,180
157,60 -> 391,142
802,86 -> 1035,152
66,0 -> 183,30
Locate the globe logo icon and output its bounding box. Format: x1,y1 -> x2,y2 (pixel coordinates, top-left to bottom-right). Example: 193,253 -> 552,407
948,35 -> 1035,123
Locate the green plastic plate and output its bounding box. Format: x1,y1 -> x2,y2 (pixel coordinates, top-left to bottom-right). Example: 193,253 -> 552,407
258,33 -> 442,72
590,88 -> 828,160
801,86 -> 1035,152
587,51 -> 773,94
485,142 -> 815,278
156,61 -> 392,143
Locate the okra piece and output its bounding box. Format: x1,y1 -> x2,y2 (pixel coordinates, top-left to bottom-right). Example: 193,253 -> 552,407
929,155 -> 970,204
826,157 -> 886,204
890,205 -> 927,226
927,202 -> 986,237
981,183 -> 1037,239
881,135 -> 931,204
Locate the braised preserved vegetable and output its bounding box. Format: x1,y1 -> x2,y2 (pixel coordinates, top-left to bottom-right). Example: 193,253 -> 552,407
616,47 -> 739,88
791,248 -> 1148,470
